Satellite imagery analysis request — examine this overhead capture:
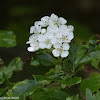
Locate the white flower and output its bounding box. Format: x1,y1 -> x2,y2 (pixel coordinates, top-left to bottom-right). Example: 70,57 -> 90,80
30,26 -> 35,34
50,13 -> 58,21
67,25 -> 74,32
58,25 -> 69,36
27,13 -> 74,58
52,49 -> 60,57
27,42 -> 39,52
52,47 -> 69,58
62,43 -> 70,50
59,17 -> 67,25
41,28 -> 46,34
61,50 -> 69,58
41,16 -> 50,27
39,42 -> 46,49
53,42 -> 62,49
67,32 -> 74,42
34,25 -> 41,34
27,47 -> 34,52
41,16 -> 50,22
47,25 -> 58,34
38,34 -> 45,42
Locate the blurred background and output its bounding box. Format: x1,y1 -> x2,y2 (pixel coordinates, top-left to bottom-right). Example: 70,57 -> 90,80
0,0 -> 100,79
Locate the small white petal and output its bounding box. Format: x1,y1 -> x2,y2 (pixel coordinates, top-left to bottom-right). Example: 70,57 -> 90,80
46,44 -> 52,49
63,43 -> 70,50
61,50 -> 69,58
59,17 -> 67,25
67,25 -> 74,32
52,49 -> 60,57
38,21 -> 44,26
47,25 -> 58,34
41,16 -> 50,22
30,26 -> 35,33
67,32 -> 74,41
27,47 -> 34,52
39,42 -> 46,49
41,28 -> 46,34
53,42 -> 62,49
50,13 -> 58,21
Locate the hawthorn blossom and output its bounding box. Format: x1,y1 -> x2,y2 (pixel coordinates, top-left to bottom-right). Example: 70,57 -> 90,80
27,13 -> 74,58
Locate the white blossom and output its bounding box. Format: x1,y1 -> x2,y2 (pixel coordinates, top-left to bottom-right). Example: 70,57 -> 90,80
52,49 -> 60,57
59,17 -> 67,25
27,13 -> 74,58
27,42 -> 39,52
62,43 -> 70,50
41,28 -> 46,34
67,25 -> 74,32
61,50 -> 69,58
30,26 -> 35,34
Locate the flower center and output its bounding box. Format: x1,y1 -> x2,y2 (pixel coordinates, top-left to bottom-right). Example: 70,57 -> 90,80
62,35 -> 67,41
45,39 -> 51,44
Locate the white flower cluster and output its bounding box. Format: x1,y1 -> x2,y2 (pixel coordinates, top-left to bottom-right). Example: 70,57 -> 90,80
26,13 -> 74,58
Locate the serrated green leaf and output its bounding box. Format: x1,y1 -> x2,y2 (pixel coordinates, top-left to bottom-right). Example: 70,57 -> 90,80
80,73 -> 100,95
8,57 -> 23,71
86,89 -> 100,100
7,80 -> 38,100
0,30 -> 16,47
31,88 -> 69,100
61,77 -> 81,88
0,57 -> 23,85
33,75 -> 53,85
37,52 -> 57,66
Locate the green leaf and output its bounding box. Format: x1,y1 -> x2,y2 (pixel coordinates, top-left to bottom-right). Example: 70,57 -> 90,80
0,87 -> 8,96
31,88 -> 69,100
80,73 -> 100,95
74,94 -> 79,100
63,59 -> 73,71
8,57 -> 23,71
7,80 -> 38,100
37,52 -> 57,66
69,44 -> 87,67
95,44 -> 100,50
61,77 -> 81,88
86,89 -> 100,100
66,97 -> 73,100
88,40 -> 96,53
33,75 -> 53,85
91,59 -> 100,70
0,30 -> 16,47
75,65 -> 84,74
79,51 -> 100,64
30,58 -> 40,67
0,57 -> 23,84
66,94 -> 79,100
